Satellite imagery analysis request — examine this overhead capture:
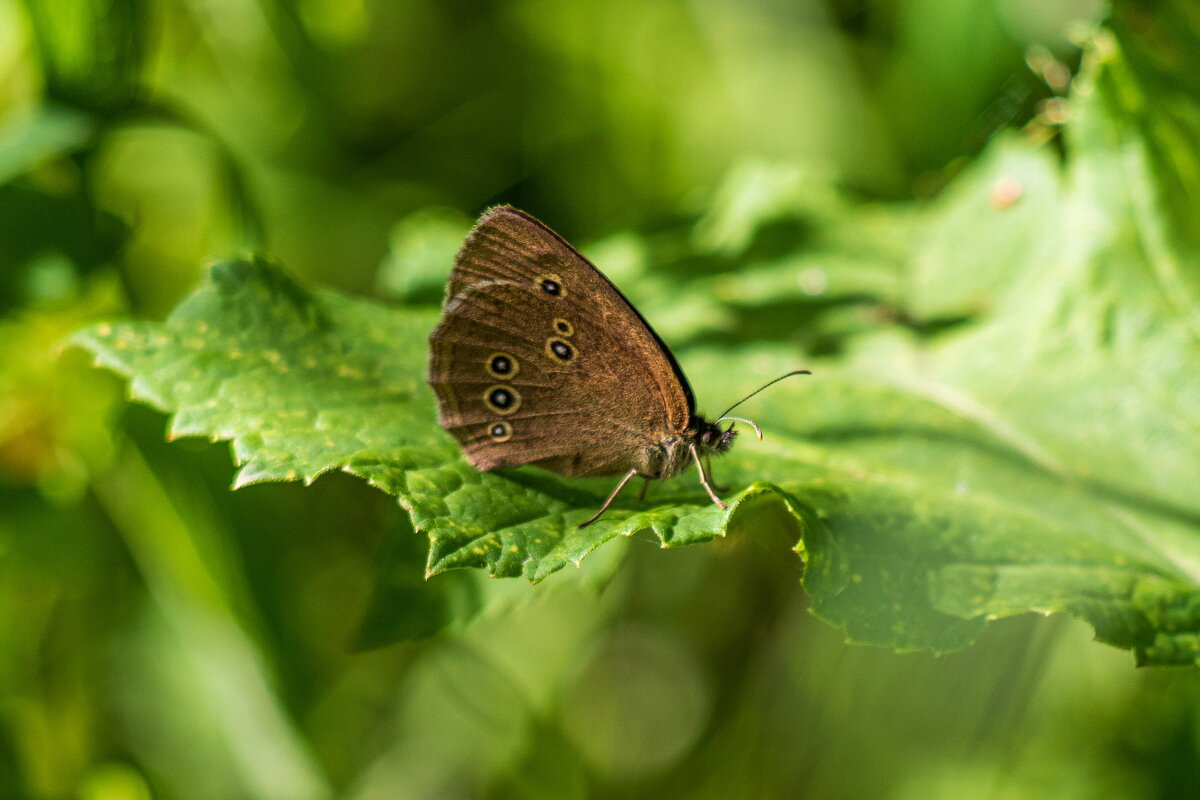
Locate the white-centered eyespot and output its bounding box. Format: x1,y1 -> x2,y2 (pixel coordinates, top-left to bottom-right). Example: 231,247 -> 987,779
487,352 -> 519,378
484,385 -> 521,414
488,421 -> 513,442
546,337 -> 575,362
537,274 -> 566,297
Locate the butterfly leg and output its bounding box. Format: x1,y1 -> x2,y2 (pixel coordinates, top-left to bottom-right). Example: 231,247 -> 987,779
704,455 -> 730,493
689,444 -> 728,509
637,478 -> 650,501
579,468 -> 639,528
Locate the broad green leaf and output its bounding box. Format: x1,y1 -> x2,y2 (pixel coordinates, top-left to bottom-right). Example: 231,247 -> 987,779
906,135 -> 1062,320
73,31 -> 1200,665
693,158 -> 913,308
376,208 -> 471,306
0,105 -> 93,185
776,32 -> 1200,663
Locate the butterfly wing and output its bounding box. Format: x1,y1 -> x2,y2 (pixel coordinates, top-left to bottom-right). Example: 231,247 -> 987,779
428,206 -> 694,478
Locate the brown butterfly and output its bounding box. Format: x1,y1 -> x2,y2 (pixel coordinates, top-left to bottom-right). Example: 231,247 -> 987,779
428,206 -> 807,526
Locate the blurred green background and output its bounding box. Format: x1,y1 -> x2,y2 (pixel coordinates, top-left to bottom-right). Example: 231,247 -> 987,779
3,0 -> 1200,798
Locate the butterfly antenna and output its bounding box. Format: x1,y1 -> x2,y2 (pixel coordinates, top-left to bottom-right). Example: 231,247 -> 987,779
715,416 -> 764,440
716,369 -> 811,420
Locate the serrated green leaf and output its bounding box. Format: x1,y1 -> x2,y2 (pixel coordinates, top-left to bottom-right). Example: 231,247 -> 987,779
72,258 -> 796,586
75,258 -> 442,488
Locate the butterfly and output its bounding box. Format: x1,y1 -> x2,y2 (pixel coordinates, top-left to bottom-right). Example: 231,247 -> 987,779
427,206 -> 807,526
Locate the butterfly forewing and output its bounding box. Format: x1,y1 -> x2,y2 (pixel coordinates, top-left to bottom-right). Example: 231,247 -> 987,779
428,206 -> 692,477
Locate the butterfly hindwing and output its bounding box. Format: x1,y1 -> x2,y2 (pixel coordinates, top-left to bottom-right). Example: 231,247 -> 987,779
448,207 -> 695,421
428,207 -> 692,478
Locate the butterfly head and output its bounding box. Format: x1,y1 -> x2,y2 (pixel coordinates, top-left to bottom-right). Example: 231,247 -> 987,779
695,417 -> 737,456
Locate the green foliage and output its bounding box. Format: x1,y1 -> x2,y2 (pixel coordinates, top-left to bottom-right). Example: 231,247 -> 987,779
9,0 -> 1200,797
75,32 -> 1200,666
